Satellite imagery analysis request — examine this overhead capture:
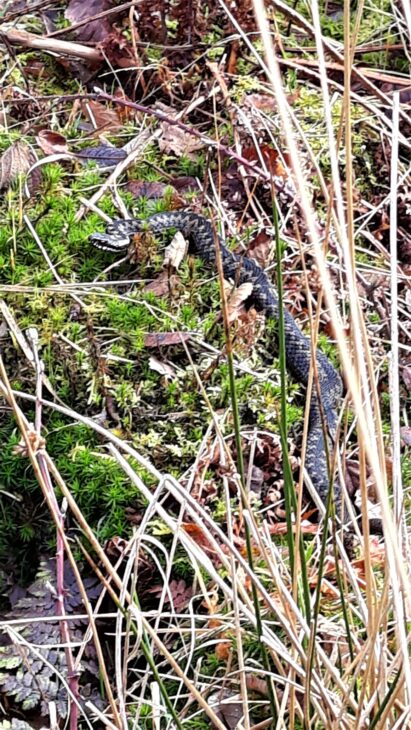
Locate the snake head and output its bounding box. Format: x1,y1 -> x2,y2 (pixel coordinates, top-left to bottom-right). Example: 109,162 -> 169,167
90,219 -> 144,252
90,231 -> 131,251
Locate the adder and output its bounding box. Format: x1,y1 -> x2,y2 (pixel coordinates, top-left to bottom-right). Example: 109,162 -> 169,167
90,211 -> 344,515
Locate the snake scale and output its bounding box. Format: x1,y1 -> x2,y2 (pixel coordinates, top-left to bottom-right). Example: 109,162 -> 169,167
90,211 -> 343,511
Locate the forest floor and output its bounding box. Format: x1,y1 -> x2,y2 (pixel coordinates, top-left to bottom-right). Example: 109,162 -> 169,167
0,0 -> 410,728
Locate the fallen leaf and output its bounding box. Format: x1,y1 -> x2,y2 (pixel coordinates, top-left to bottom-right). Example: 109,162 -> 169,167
148,578 -> 193,611
402,366 -> 411,391
148,356 -> 176,379
215,639 -> 231,662
81,99 -> 123,134
182,522 -> 219,556
65,0 -> 116,43
0,140 -> 34,189
36,130 -> 70,156
159,122 -> 204,159
171,175 -> 198,193
127,180 -> 172,200
163,231 -> 187,269
400,426 -> 411,446
169,579 -> 193,611
247,230 -> 272,268
144,332 -> 190,348
208,691 -> 243,729
243,144 -> 288,178
144,270 -> 179,296
244,92 -> 276,111
224,280 -> 253,323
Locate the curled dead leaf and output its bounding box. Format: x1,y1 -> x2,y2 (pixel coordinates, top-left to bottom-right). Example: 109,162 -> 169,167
224,280 -> 253,323
36,130 -> 70,156
163,231 -> 188,269
0,140 -> 35,190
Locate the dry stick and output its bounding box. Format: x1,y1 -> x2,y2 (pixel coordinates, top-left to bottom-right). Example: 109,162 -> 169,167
0,28 -> 102,63
342,0 -> 379,712
287,57 -> 411,86
312,0 -> 411,707
46,445 -> 226,728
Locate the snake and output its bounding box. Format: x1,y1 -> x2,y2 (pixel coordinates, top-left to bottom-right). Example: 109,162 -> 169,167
90,211 -> 343,512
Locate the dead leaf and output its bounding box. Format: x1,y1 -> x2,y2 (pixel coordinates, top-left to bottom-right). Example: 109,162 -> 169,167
243,144 -> 288,178
215,639 -> 232,662
148,356 -> 176,379
159,122 -> 204,159
144,332 -> 190,348
247,230 -> 272,268
182,522 -> 219,556
147,578 -> 193,611
81,99 -> 123,134
209,691 -> 243,729
163,231 -> 187,269
36,130 -> 70,156
402,366 -> 411,391
144,270 -> 179,296
127,180 -> 172,200
0,140 -> 34,189
244,92 -> 276,111
224,280 -> 253,323
65,0 -> 116,43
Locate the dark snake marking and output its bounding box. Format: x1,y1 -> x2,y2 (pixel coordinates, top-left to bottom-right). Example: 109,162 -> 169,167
90,211 -> 343,509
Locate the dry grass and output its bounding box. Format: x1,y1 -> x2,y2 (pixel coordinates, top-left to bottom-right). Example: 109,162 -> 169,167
0,0 -> 410,728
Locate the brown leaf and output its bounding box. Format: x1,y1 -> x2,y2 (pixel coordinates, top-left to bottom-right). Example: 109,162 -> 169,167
144,270 -> 179,297
159,122 -> 204,159
127,180 -> 171,200
182,522 -> 219,557
244,92 -> 276,111
0,140 -> 34,189
224,280 -> 253,323
36,130 -> 70,156
147,579 -> 193,611
171,175 -> 198,193
243,144 -> 288,178
169,579 -> 193,611
81,99 -> 123,134
209,690 -> 243,730
65,0 -> 116,43
144,332 -> 190,348
215,638 -> 231,662
247,230 -> 272,268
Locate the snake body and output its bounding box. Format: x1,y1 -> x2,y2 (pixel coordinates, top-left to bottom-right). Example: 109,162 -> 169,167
90,212 -> 343,507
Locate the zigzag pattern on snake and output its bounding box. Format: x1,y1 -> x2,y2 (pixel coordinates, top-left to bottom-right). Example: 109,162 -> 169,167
90,211 -> 343,508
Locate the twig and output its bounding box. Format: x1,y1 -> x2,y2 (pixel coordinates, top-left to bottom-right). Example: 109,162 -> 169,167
0,28 -> 102,63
